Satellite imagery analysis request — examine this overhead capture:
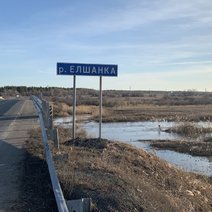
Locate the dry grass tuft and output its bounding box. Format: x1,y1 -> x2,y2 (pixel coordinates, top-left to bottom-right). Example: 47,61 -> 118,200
76,105 -> 97,115
166,122 -> 212,137
151,140 -> 212,156
54,102 -> 70,117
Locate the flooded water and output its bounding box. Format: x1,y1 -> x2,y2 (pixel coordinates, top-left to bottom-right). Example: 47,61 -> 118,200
54,118 -> 212,176
55,118 -> 181,140
81,121 -> 183,141
132,141 -> 212,176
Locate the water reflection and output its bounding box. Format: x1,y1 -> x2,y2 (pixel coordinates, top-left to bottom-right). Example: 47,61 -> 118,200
155,150 -> 212,176
81,121 -> 183,141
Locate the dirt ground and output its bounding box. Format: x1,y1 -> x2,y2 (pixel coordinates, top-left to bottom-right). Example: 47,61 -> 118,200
26,128 -> 212,212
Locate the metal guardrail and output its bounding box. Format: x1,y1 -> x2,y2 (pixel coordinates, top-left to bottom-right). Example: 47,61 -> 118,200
32,95 -> 42,109
32,96 -> 69,212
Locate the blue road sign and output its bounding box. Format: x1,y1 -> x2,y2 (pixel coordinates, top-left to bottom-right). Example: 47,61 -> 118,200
57,63 -> 118,77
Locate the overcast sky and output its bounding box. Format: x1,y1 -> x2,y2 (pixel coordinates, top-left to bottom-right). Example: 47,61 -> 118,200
0,0 -> 212,91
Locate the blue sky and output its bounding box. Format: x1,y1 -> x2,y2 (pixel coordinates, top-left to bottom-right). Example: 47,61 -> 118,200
0,0 -> 212,91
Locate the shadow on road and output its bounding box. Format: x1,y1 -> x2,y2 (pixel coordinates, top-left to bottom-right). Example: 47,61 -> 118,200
0,115 -> 38,121
0,100 -> 20,115
0,139 -> 57,212
0,129 -> 33,133
0,139 -> 25,211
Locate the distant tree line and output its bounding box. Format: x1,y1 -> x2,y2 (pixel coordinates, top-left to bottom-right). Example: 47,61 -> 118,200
1,86 -> 212,106
0,86 -> 70,97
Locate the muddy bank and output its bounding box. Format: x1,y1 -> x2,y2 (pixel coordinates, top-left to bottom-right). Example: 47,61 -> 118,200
150,140 -> 212,157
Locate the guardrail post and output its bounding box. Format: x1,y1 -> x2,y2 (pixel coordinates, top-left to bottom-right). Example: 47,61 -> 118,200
53,128 -> 59,149
48,103 -> 53,130
40,98 -> 59,149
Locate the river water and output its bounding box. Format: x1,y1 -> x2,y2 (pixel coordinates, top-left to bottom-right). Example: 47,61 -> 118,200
54,118 -> 212,176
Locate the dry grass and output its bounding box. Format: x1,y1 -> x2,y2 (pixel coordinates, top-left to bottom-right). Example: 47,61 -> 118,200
90,105 -> 212,122
76,105 -> 97,115
25,128 -> 212,211
50,90 -> 212,122
53,102 -> 70,117
53,137 -> 212,211
165,122 -> 212,137
152,122 -> 212,156
57,126 -> 88,143
151,140 -> 212,156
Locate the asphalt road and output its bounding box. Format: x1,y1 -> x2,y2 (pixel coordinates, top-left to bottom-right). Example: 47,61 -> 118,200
0,98 -> 38,211
0,100 -> 19,115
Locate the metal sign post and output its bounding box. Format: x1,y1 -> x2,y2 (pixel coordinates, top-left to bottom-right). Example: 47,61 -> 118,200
73,75 -> 76,139
99,76 -> 102,140
57,62 -> 118,141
